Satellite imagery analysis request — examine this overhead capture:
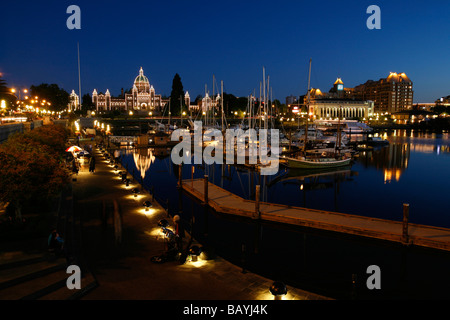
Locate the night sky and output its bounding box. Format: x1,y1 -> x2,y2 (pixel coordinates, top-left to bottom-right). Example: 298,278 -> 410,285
1,0 -> 449,103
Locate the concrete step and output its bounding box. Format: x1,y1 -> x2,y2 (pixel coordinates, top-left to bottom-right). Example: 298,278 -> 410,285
0,265 -> 68,300
0,251 -> 46,270
39,270 -> 98,300
0,260 -> 97,300
0,257 -> 67,290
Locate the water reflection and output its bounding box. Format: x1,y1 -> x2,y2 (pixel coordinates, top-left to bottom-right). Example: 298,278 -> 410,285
120,130 -> 450,299
358,143 -> 410,183
133,148 -> 155,179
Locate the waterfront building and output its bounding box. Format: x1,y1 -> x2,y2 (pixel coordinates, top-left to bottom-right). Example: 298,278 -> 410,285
68,90 -> 79,112
436,95 -> 450,107
286,95 -> 298,105
305,78 -> 374,119
353,72 -> 413,113
91,67 -> 168,114
195,92 -> 220,113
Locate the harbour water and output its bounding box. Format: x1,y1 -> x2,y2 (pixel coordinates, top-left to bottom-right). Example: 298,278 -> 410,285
120,129 -> 450,299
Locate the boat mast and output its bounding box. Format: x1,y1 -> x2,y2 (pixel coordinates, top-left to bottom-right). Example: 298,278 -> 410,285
263,67 -> 267,130
304,58 -> 312,152
77,42 -> 81,111
212,74 -> 215,127
259,82 -> 262,129
266,74 -> 269,130
336,106 -> 342,157
168,99 -> 171,130
221,80 -> 224,132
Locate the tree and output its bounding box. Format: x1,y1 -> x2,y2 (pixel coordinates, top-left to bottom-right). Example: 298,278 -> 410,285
0,75 -> 16,110
0,125 -> 70,220
0,76 -> 8,94
170,74 -> 185,115
30,83 -> 70,112
81,93 -> 94,114
222,93 -> 248,114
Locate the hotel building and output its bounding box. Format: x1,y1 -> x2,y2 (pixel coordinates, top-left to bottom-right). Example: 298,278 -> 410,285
353,72 -> 413,113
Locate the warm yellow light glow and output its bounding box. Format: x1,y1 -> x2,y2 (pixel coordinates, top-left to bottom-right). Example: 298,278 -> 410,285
125,194 -> 145,201
145,227 -> 165,238
140,208 -> 156,216
186,259 -> 209,268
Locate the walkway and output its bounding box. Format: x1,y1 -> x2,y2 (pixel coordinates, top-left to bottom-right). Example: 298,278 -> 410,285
72,145 -> 331,300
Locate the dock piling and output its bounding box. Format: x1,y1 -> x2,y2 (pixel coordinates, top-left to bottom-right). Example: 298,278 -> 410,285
177,164 -> 182,188
203,175 -> 208,206
402,203 -> 409,244
254,185 -> 260,219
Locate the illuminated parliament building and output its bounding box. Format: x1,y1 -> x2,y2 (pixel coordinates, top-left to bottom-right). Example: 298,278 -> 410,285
92,67 -> 167,114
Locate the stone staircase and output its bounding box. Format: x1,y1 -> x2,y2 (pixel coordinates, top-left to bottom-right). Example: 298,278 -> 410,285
0,251 -> 97,300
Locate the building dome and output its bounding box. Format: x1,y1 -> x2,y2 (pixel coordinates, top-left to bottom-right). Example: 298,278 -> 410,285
134,67 -> 150,93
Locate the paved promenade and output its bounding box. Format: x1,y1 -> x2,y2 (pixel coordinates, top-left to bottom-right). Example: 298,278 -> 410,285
72,145 -> 331,300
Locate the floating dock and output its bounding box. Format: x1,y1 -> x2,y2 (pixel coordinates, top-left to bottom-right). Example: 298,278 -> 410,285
181,178 -> 450,252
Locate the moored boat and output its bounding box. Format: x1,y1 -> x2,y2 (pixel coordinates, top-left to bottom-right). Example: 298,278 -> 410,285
283,154 -> 352,169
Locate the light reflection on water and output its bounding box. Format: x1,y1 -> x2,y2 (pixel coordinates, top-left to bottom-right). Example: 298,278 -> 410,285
122,129 -> 450,227
120,129 -> 450,299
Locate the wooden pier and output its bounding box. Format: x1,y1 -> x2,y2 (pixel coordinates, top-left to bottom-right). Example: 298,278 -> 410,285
181,178 -> 450,252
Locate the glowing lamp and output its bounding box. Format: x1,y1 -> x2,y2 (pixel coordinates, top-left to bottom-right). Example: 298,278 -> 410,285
131,188 -> 140,197
189,245 -> 202,261
269,281 -> 287,300
158,219 -> 169,228
143,201 -> 152,211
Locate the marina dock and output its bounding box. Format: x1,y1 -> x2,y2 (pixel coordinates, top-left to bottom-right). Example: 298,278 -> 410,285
181,178 -> 450,252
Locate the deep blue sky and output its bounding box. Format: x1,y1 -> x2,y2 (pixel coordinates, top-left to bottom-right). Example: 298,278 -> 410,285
1,0 -> 449,103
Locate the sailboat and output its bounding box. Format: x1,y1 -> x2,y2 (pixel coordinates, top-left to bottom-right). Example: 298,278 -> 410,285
283,59 -> 352,169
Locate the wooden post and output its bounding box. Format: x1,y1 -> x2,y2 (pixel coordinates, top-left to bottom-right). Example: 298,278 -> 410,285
203,175 -> 208,206
177,164 -> 182,188
191,165 -> 194,188
289,129 -> 292,152
402,203 -> 409,244
254,185 -> 260,219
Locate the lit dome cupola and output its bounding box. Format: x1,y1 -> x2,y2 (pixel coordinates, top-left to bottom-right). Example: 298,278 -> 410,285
334,78 -> 344,92
387,72 -> 411,83
134,67 -> 150,93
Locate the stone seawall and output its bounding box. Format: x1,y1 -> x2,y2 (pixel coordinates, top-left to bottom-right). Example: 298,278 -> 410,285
0,120 -> 44,143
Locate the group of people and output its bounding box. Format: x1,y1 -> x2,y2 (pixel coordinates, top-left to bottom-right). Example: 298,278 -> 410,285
68,152 -> 96,174
151,214 -> 188,264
